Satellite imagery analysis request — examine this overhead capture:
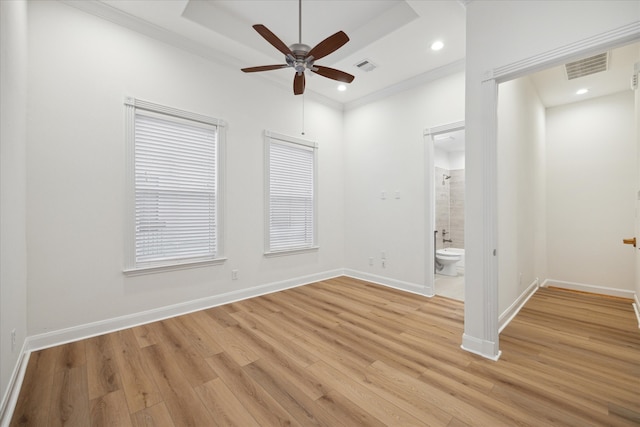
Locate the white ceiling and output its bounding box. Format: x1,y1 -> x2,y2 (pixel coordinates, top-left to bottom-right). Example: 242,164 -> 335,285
530,42 -> 640,108
98,0 -> 467,105
434,129 -> 465,152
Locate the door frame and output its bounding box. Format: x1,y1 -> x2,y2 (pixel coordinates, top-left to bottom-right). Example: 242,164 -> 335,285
424,121 -> 465,298
635,60 -> 640,327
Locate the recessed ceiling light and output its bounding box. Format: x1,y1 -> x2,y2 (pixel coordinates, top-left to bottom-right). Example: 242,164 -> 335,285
431,40 -> 444,51
337,84 -> 347,92
576,88 -> 589,95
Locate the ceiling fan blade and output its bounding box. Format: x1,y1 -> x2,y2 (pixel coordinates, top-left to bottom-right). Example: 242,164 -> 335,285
307,31 -> 349,61
313,66 -> 355,83
293,72 -> 305,95
241,64 -> 289,73
252,24 -> 294,57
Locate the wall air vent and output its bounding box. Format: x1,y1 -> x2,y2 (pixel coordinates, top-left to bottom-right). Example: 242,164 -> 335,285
565,52 -> 608,80
355,59 -> 377,72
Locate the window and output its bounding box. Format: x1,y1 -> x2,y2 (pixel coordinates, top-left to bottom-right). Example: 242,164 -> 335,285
125,98 -> 225,273
265,131 -> 317,255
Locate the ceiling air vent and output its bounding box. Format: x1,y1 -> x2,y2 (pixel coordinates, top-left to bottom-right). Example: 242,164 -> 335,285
355,59 -> 377,72
565,52 -> 608,80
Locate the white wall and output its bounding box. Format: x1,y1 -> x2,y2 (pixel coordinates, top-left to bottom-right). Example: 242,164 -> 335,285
497,77 -> 546,314
343,72 -> 465,291
546,91 -> 636,292
465,0 -> 639,358
0,0 -> 29,411
449,151 -> 465,170
434,148 -> 450,169
434,148 -> 464,170
25,1 -> 345,336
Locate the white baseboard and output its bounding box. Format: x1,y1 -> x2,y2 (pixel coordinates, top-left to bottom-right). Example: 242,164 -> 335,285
633,294 -> 640,329
0,342 -> 30,427
27,269 -> 344,352
499,278 -> 539,333
461,333 -> 501,361
343,269 -> 434,297
541,279 -> 635,299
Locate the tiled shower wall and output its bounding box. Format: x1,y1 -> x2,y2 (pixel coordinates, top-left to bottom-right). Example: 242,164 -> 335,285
449,169 -> 464,248
435,167 -> 449,251
435,167 -> 464,249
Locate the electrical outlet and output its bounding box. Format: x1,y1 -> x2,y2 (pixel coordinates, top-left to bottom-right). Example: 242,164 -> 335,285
368,257 -> 373,266
381,251 -> 386,260
11,329 -> 16,353
231,270 -> 239,280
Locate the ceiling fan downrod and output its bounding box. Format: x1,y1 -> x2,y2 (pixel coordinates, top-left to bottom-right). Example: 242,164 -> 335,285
291,0 -> 311,75
298,0 -> 302,45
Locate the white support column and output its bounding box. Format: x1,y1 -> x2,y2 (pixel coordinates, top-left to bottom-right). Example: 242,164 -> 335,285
462,76 -> 501,361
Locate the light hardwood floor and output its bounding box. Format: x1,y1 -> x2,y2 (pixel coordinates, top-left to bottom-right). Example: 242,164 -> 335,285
9,277 -> 640,426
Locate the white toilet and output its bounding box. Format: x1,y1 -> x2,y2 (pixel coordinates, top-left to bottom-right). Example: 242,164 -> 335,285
436,249 -> 462,276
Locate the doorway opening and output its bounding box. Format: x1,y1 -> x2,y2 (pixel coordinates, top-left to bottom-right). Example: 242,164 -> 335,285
494,42 -> 639,330
465,26 -> 640,360
424,121 -> 464,300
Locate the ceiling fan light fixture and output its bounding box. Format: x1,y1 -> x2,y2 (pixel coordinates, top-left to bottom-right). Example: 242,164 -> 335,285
337,84 -> 347,92
576,88 -> 589,95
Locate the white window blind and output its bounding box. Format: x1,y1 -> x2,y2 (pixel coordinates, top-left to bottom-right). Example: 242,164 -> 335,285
266,132 -> 317,253
125,98 -> 225,272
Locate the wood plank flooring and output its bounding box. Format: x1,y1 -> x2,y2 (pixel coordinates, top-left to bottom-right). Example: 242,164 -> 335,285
9,277 -> 640,426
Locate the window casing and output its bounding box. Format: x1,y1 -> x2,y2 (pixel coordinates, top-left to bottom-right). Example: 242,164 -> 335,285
265,131 -> 318,255
125,98 -> 225,273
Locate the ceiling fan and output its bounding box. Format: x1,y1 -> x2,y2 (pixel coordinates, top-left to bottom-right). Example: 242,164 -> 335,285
241,0 -> 355,95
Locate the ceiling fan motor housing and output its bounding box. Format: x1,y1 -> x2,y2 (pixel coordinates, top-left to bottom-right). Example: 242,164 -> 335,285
289,43 -> 311,56
287,43 -> 313,74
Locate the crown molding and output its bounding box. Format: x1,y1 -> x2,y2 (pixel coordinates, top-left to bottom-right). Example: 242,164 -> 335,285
492,21 -> 640,82
59,0 -> 343,111
344,59 -> 465,111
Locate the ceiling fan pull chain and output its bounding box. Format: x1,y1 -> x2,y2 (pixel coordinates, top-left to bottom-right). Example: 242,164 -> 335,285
301,93 -> 305,136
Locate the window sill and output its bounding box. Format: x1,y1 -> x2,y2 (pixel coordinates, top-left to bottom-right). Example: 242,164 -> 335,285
124,257 -> 227,276
264,246 -> 319,258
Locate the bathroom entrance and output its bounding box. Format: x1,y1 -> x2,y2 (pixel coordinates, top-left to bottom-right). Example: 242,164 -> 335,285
425,122 -> 465,301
